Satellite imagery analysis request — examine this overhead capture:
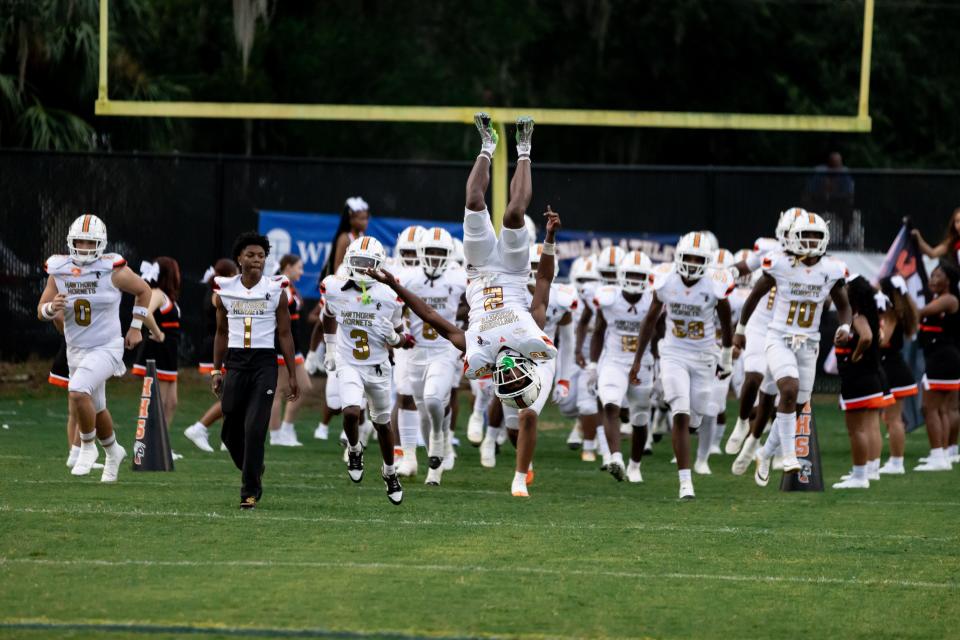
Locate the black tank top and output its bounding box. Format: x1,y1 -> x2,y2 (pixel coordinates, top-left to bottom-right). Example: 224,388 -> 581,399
919,295 -> 957,351
880,320 -> 904,353
154,291 -> 180,339
837,314 -> 880,376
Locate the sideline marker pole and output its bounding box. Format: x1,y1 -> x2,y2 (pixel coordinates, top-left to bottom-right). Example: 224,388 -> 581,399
132,359 -> 175,471
780,402 -> 823,491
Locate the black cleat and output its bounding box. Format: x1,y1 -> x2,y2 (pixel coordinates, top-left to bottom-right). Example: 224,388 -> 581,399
427,456 -> 442,470
383,472 -> 403,505
347,448 -> 364,483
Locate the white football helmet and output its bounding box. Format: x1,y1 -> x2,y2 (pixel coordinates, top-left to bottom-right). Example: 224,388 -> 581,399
698,230 -> 719,252
345,236 -> 387,284
675,232 -> 714,280
569,255 -> 600,295
523,214 -> 538,242
618,250 -> 653,294
787,212 -> 830,257
528,243 -> 559,286
597,246 -> 625,285
67,214 -> 107,265
493,349 -> 541,409
776,207 -> 808,246
395,225 -> 426,268
451,237 -> 465,265
713,248 -> 734,270
418,227 -> 454,278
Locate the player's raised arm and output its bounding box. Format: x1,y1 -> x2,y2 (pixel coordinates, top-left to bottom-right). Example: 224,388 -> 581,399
365,268 -> 466,352
530,207 -> 560,325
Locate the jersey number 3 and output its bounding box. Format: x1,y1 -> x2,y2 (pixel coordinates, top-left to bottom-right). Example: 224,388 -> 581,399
350,329 -> 370,360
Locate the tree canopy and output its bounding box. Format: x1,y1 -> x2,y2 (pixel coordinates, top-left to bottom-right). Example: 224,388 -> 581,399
1,0 -> 958,167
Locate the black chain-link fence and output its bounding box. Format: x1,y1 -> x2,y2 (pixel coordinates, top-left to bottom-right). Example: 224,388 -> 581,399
2,149 -> 958,365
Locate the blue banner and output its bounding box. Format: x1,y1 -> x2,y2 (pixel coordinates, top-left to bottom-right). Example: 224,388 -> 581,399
258,210 -> 463,298
259,209 -> 681,297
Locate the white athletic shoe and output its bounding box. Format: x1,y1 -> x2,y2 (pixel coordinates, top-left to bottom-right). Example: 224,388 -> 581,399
724,418 -> 750,454
397,447 -> 418,477
511,476 -> 529,497
70,443 -> 99,476
878,460 -> 905,475
171,451 -> 184,461
581,449 -> 597,463
915,459 -> 952,471
708,443 -> 722,456
679,478 -> 695,500
184,423 -> 214,452
495,428 -> 507,446
100,444 -> 126,483
466,412 -> 484,446
780,455 -> 801,474
220,442 -> 228,452
731,436 -> 759,476
693,458 -> 712,475
832,476 -> 869,489
313,422 -> 329,440
442,438 -> 456,472
868,468 -> 881,481
566,423 -> 584,450
771,454 -> 784,471
268,429 -> 284,446
425,466 -> 443,486
66,446 -> 80,468
479,434 -> 497,468
626,461 -> 643,483
280,423 -> 303,446
754,453 -> 771,487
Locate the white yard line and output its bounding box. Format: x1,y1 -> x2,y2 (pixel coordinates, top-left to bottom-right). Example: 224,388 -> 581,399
0,504 -> 954,543
0,556 -> 954,591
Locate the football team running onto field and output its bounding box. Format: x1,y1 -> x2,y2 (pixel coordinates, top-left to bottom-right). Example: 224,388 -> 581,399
39,115 -> 960,507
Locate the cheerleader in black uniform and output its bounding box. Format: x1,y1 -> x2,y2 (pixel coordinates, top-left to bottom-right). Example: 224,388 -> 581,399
268,254 -> 313,446
184,258 -> 238,453
877,276 -> 919,474
833,275 -> 889,489
916,262 -> 960,471
133,258 -> 180,428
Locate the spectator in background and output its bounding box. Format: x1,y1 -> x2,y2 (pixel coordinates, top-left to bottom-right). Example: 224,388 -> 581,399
911,207 -> 960,265
804,151 -> 856,247
321,196 -> 370,280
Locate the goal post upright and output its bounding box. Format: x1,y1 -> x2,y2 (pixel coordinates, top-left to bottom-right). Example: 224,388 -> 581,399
95,0 -> 874,231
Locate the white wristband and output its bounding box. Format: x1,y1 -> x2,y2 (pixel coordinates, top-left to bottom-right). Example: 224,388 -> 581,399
835,323 -> 851,336
541,242 -> 556,256
586,361 -> 597,371
720,346 -> 733,368
132,305 -> 149,318
41,302 -> 56,320
130,318 -> 143,330
735,322 -> 747,336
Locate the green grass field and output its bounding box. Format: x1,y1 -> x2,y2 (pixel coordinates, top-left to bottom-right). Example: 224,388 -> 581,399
1,369 -> 958,640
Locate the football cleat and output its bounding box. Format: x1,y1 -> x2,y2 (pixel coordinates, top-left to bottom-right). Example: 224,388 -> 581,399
240,496 -> 257,510
442,436 -> 456,471
754,453 -> 771,487
70,444 -> 99,476
781,455 -> 802,474
525,465 -> 535,486
425,467 -> 443,486
313,423 -> 329,440
878,460 -> 905,475
511,476 -> 529,498
346,448 -> 364,483
679,479 -> 695,500
725,418 -> 750,455
566,423 -> 583,450
479,434 -> 497,468
626,461 -> 643,483
100,444 -> 126,483
693,458 -> 712,476
731,435 -> 759,476
397,446 -> 418,477
581,449 -> 597,463
383,472 -> 403,505
515,116 -> 534,156
608,461 -> 626,482
474,112 -> 498,155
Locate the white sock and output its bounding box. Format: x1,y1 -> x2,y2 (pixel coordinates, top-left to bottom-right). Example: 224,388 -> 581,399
98,433 -> 120,455
69,444 -> 81,455
382,463 -> 396,476
851,464 -> 868,481
761,426 -> 781,459
486,425 -> 502,443
775,411 -> 797,458
712,421 -> 727,448
189,421 -> 205,431
79,431 -> 96,444
610,451 -> 624,466
281,420 -> 294,432
678,468 -> 692,483
888,456 -> 904,468
358,419 -> 373,446
582,438 -> 596,452
868,458 -> 880,475
398,409 -> 420,449
596,426 -> 611,460
513,471 -> 527,486
697,416 -> 716,461
348,442 -> 362,453
628,459 -> 641,470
